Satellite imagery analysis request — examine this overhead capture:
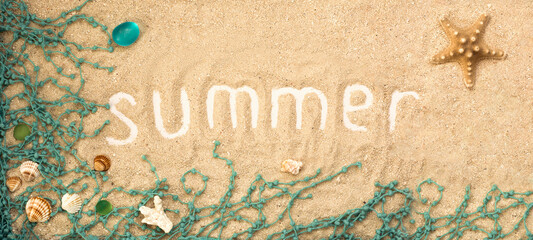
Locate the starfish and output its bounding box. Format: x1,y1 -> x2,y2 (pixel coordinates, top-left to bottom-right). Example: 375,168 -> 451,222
431,14 -> 505,89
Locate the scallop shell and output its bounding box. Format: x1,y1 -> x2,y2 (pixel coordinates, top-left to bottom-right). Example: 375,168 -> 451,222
61,193 -> 82,214
281,159 -> 303,175
6,176 -> 22,192
20,161 -> 40,181
26,197 -> 51,222
94,155 -> 111,171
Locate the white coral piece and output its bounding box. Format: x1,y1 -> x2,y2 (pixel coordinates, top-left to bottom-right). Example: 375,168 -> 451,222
281,159 -> 303,175
139,196 -> 173,233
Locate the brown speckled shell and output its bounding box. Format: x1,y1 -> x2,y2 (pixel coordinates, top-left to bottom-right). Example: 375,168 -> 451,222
20,161 -> 40,182
6,176 -> 22,192
94,155 -> 111,171
26,197 -> 51,222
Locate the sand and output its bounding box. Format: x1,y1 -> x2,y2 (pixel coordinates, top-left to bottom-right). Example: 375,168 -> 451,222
5,0 -> 533,238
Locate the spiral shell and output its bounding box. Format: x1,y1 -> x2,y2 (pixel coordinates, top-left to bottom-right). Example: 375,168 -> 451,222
6,176 -> 22,192
94,155 -> 111,171
281,159 -> 303,175
26,197 -> 51,222
20,161 -> 40,181
61,193 -> 82,214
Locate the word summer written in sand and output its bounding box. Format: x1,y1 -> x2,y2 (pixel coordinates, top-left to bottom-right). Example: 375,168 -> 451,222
106,84 -> 420,145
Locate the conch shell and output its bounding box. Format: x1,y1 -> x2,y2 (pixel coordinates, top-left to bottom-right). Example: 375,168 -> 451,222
20,161 -> 40,181
6,176 -> 22,192
139,196 -> 173,233
61,193 -> 82,214
281,159 -> 303,175
26,196 -> 51,222
94,155 -> 111,171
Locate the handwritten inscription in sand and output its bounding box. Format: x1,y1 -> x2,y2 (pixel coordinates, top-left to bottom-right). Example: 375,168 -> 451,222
106,85 -> 419,145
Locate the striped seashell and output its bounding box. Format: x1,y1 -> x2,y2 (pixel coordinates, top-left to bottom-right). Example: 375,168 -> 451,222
26,197 -> 51,222
61,193 -> 82,214
281,159 -> 303,175
6,176 -> 22,192
94,155 -> 111,171
20,161 -> 40,182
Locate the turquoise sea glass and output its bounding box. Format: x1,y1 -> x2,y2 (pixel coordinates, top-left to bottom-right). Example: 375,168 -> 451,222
112,22 -> 140,46
95,200 -> 113,215
13,124 -> 31,140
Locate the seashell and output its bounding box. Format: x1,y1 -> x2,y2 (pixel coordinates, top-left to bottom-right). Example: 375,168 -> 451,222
6,176 -> 22,192
94,155 -> 111,171
61,193 -> 82,214
26,197 -> 51,222
20,161 -> 40,181
281,159 -> 303,175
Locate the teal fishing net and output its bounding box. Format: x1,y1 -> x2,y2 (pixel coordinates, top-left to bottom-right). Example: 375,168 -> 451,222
2,0 -> 533,239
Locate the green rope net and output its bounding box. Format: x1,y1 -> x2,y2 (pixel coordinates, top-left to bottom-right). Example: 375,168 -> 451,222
2,0 -> 533,239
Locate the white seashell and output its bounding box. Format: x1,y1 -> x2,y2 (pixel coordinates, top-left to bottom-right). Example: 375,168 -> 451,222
26,197 -> 51,222
20,161 -> 40,182
6,176 -> 22,192
281,159 -> 303,175
61,193 -> 82,214
139,196 -> 173,233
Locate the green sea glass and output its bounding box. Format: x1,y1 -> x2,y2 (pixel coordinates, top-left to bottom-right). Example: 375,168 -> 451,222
13,124 -> 31,141
112,22 -> 140,47
95,200 -> 113,215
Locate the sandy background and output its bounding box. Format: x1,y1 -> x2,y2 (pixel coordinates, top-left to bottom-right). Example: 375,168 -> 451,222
5,0 -> 533,238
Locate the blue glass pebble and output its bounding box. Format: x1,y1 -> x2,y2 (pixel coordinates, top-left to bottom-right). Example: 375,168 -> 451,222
112,22 -> 140,46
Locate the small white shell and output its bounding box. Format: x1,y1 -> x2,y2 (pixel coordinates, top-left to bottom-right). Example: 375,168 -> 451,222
281,159 -> 303,175
20,161 -> 40,182
26,197 -> 51,222
61,193 -> 82,214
